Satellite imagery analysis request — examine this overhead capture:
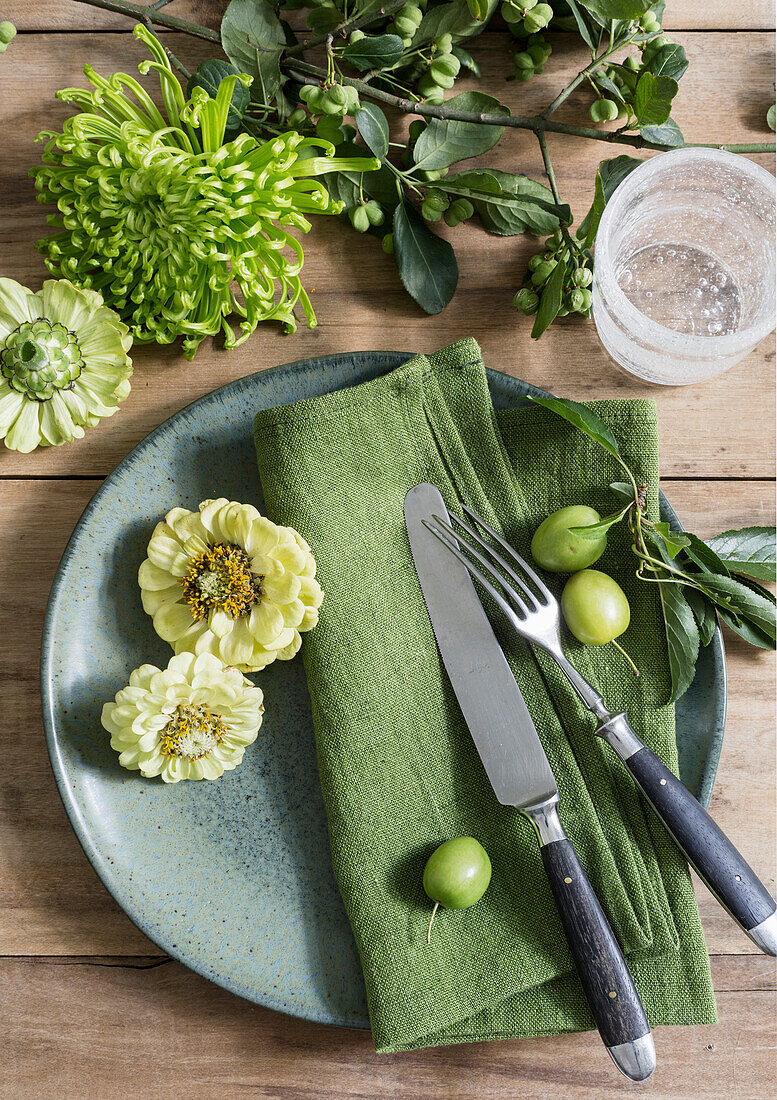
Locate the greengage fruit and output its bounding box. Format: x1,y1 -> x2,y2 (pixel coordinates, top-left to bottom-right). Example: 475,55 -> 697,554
561,569 -> 631,646
531,505 -> 607,573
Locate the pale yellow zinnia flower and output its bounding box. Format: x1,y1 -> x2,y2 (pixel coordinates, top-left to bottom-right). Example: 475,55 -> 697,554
138,498 -> 323,673
101,651 -> 264,783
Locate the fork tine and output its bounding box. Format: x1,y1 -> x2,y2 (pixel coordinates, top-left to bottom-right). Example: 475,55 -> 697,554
447,513 -> 540,611
461,505 -> 554,604
427,514 -> 532,618
423,520 -> 527,623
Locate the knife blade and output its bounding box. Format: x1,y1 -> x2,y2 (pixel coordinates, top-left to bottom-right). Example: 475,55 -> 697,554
404,483 -> 655,1081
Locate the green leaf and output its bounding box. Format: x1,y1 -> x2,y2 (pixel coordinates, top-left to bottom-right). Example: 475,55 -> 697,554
610,481 -> 635,505
639,118 -> 684,146
695,573 -> 776,647
413,0 -> 500,48
412,92 -> 507,172
566,0 -> 597,50
393,201 -> 458,314
633,72 -> 678,127
355,103 -> 390,160
643,42 -> 689,81
437,169 -> 568,236
680,531 -> 730,577
466,0 -> 490,18
531,257 -> 567,339
577,0 -> 653,21
452,45 -> 481,78
530,395 -> 622,459
187,60 -> 250,131
576,155 -> 642,249
657,580 -> 700,702
705,526 -> 776,582
569,506 -> 630,539
652,521 -> 690,559
768,104 -> 776,131
685,588 -> 717,647
220,0 -> 286,104
341,33 -> 404,72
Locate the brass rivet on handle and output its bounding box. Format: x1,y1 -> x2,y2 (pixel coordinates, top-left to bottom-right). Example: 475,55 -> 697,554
608,991 -> 617,999
564,877 -> 572,884
660,779 -> 667,786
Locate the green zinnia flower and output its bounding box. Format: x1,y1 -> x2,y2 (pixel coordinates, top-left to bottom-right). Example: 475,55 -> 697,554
0,278 -> 132,453
32,25 -> 378,360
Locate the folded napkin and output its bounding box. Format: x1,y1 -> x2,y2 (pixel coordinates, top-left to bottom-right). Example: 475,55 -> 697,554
253,339 -> 716,1053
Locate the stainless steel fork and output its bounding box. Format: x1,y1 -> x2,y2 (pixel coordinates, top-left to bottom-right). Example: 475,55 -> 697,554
426,504 -> 777,958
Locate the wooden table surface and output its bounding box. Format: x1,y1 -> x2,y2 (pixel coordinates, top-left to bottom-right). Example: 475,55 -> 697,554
1,2 -> 775,1096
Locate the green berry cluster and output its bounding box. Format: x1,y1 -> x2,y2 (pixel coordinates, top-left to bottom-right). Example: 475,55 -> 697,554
513,233 -> 593,317
349,199 -> 385,233
588,11 -> 671,124
417,34 -> 461,104
502,0 -> 554,38
0,20 -> 16,51
511,34 -> 552,82
420,188 -> 474,227
299,82 -> 360,117
390,2 -> 424,46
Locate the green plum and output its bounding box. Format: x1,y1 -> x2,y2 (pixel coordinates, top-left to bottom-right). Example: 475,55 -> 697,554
531,505 -> 607,573
422,837 -> 492,943
561,569 -> 630,645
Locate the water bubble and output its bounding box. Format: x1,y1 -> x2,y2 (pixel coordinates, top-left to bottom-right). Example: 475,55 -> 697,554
711,285 -> 719,295
667,249 -> 676,257
715,272 -> 727,287
656,255 -> 664,264
699,277 -> 708,287
708,320 -> 722,335
694,288 -> 703,298
646,290 -> 653,298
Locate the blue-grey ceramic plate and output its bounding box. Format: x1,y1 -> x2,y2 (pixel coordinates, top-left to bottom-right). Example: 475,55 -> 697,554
41,352 -> 726,1029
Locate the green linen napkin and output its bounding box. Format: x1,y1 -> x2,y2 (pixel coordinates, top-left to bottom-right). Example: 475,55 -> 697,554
253,338 -> 716,1053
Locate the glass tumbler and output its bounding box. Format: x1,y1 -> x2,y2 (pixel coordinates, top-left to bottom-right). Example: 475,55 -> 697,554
592,148 -> 776,385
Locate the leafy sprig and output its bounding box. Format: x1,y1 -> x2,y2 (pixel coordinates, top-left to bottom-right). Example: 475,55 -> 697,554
71,0 -> 775,328
531,395 -> 776,701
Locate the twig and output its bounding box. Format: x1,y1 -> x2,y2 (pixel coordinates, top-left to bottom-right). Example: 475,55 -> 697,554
284,61 -> 776,154
285,0 -> 407,59
542,32 -> 638,119
71,0 -> 219,42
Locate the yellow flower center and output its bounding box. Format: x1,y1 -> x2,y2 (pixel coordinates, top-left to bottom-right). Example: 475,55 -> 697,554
180,542 -> 262,621
160,703 -> 227,759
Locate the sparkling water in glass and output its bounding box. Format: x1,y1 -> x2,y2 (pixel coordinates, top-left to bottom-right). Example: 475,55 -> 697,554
592,148 -> 776,385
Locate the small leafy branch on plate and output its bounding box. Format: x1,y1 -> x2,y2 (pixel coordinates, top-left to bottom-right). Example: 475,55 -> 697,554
69,0 -> 775,334
531,395 -> 776,701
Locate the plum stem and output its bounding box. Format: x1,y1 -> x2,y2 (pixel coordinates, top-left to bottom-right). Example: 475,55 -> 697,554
426,902 -> 440,944
612,639 -> 640,677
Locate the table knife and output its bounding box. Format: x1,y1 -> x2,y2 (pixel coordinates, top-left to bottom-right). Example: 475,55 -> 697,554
404,483 -> 656,1082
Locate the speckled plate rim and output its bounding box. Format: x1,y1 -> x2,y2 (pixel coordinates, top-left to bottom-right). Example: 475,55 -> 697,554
40,351 -> 726,1025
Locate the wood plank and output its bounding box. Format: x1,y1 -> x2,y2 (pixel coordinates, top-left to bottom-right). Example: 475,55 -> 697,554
0,479 -> 772,958
4,0 -> 774,33
0,31 -> 773,478
1,955 -> 775,1099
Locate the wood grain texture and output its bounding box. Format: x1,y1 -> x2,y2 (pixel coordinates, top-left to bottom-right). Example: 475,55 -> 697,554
1,955 -> 775,1100
3,0 -> 774,32
0,30 -> 773,479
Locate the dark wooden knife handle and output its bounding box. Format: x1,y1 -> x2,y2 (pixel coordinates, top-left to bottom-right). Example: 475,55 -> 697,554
624,745 -> 777,953
540,838 -> 654,1079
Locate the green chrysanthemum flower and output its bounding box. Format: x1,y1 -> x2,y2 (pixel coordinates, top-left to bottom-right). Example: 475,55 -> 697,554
32,25 -> 378,360
101,651 -> 264,783
0,278 -> 132,453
